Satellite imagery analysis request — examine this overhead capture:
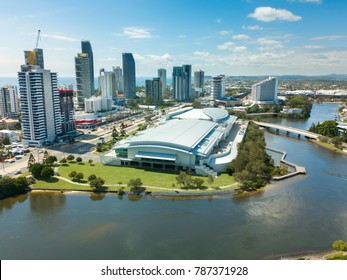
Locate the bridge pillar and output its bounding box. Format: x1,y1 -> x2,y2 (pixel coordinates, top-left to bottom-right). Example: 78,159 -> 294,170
286,131 -> 289,136
276,129 -> 279,134
297,134 -> 301,138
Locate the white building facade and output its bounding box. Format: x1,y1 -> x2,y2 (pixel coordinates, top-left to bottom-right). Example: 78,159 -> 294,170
0,85 -> 20,118
251,77 -> 278,103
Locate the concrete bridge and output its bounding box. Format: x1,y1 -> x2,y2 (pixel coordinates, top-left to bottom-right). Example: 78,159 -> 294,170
253,121 -> 320,140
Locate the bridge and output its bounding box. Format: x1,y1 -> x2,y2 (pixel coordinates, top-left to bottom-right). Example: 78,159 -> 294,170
253,121 -> 320,140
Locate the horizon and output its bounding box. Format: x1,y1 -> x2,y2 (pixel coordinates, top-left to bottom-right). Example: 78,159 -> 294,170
0,0 -> 347,77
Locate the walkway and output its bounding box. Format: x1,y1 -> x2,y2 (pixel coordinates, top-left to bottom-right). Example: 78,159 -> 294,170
253,121 -> 320,140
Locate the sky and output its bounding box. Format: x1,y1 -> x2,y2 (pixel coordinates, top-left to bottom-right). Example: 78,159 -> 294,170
0,0 -> 346,77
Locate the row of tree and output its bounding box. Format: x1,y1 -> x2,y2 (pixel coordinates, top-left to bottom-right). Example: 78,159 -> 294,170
227,122 -> 275,191
0,176 -> 30,199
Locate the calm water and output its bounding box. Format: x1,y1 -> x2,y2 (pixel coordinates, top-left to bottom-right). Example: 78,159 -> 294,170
1,103 -> 347,260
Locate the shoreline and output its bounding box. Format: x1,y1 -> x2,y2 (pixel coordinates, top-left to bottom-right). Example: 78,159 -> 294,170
309,139 -> 347,156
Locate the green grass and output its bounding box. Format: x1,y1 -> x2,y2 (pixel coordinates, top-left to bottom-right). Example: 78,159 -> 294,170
57,162 -> 236,190
32,177 -> 88,190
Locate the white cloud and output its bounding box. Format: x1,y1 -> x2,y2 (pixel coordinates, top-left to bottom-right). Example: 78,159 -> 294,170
219,30 -> 232,36
217,42 -> 234,50
248,7 -> 302,22
40,33 -> 80,42
147,53 -> 173,62
233,34 -> 251,40
116,27 -> 153,39
234,46 -> 248,52
100,57 -> 117,62
310,35 -> 347,40
215,18 -> 222,23
256,38 -> 282,45
303,45 -> 324,49
194,51 -> 210,57
242,25 -> 263,30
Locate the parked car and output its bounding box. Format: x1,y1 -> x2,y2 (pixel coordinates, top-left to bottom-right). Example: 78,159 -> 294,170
14,169 -> 22,175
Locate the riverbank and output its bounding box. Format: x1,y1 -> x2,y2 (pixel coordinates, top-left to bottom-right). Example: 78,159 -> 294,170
309,139 -> 347,155
278,250 -> 347,260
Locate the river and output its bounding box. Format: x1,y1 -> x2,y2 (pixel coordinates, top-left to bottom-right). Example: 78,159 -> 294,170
1,103 -> 347,260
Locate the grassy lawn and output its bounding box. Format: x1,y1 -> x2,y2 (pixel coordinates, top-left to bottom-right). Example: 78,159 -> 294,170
55,162 -> 236,190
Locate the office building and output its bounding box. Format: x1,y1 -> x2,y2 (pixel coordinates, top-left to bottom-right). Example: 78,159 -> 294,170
75,53 -> 92,108
194,70 -> 204,93
122,53 -> 136,99
18,58 -> 62,146
145,78 -> 162,104
158,68 -> 166,97
0,85 -> 20,118
251,77 -> 278,103
81,41 -> 95,94
172,65 -> 192,101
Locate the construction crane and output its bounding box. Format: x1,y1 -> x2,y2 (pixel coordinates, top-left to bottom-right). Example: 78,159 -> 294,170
27,30 -> 41,65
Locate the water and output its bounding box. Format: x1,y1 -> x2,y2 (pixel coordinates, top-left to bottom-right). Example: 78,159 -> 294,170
1,103 -> 347,260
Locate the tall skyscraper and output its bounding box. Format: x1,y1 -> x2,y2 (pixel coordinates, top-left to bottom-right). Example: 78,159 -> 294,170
158,68 -> 166,97
113,66 -> 123,97
122,53 -> 136,99
81,41 -> 95,94
18,50 -> 62,146
251,77 -> 278,103
194,70 -> 204,92
0,85 -> 20,118
75,53 -> 92,108
172,65 -> 192,101
145,78 -> 162,104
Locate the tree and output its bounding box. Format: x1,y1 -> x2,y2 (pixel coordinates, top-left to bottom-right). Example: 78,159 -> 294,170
15,177 -> 29,193
76,157 -> 83,163
42,150 -> 50,163
60,158 -> 67,165
27,153 -> 36,168
68,171 -> 77,179
207,174 -> 214,186
332,240 -> 347,251
111,128 -> 119,138
2,135 -> 10,145
66,154 -> 75,161
88,174 -> 97,181
40,166 -> 54,179
43,155 -> 57,166
192,178 -> 204,189
29,163 -> 44,179
89,177 -> 106,192
74,172 -> 84,182
88,159 -> 93,165
175,172 -> 192,188
127,178 -> 145,194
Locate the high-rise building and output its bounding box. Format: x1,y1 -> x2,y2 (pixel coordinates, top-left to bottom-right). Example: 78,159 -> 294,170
58,87 -> 76,136
251,77 -> 278,103
122,53 -> 136,99
158,68 -> 166,97
211,75 -> 224,100
182,65 -> 192,100
99,68 -> 115,98
145,78 -> 162,104
18,61 -> 62,146
0,85 -> 20,118
75,53 -> 92,108
81,41 -> 95,94
172,65 -> 192,101
113,66 -> 123,95
194,70 -> 204,92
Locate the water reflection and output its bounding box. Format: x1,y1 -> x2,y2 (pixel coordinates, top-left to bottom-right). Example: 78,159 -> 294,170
29,191 -> 66,213
0,194 -> 28,212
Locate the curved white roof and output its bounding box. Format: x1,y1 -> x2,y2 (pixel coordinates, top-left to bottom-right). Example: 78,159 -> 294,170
202,108 -> 229,121
127,119 -> 216,152
170,107 -> 229,122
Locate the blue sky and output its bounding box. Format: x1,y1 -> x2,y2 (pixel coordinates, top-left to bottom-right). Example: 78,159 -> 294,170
0,0 -> 346,77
